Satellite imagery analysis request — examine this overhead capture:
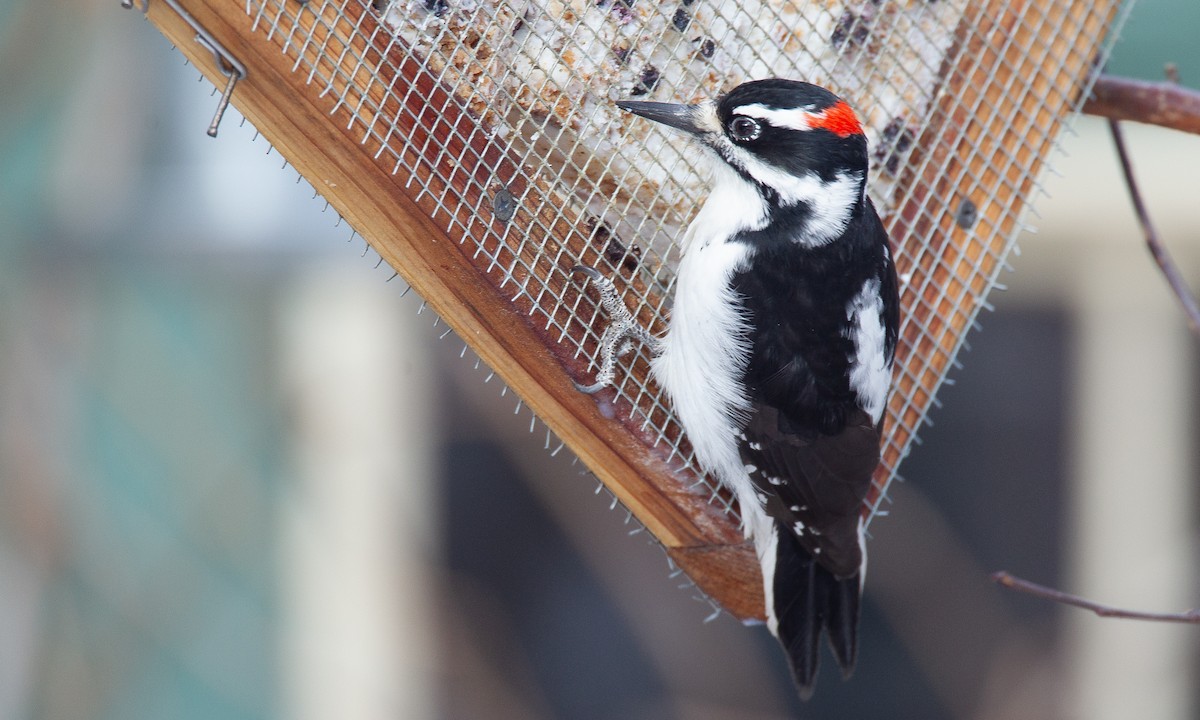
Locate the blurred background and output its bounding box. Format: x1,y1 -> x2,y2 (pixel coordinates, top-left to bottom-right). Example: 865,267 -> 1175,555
1,1 -> 1197,718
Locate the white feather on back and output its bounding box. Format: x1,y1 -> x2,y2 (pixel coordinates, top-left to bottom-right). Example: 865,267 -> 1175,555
845,277 -> 889,423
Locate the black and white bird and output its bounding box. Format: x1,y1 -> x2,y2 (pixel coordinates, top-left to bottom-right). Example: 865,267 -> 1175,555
574,78 -> 900,699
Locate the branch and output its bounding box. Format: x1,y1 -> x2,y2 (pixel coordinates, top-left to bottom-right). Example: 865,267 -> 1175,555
1083,74 -> 1200,135
991,572 -> 1200,624
1107,119 -> 1200,337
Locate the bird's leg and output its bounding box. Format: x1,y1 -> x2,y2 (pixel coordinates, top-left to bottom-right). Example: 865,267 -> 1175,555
572,265 -> 664,394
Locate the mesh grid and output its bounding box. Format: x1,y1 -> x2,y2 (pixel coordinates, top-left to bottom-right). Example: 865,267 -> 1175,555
239,0 -> 1125,528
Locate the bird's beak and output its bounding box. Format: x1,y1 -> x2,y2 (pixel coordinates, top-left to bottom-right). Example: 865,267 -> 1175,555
616,100 -> 705,136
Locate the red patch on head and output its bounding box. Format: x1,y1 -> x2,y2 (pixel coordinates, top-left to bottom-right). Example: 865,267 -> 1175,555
811,100 -> 863,138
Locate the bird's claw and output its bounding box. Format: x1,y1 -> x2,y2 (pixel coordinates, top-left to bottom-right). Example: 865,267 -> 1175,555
571,265 -> 659,394
571,264 -> 605,283
573,379 -> 611,395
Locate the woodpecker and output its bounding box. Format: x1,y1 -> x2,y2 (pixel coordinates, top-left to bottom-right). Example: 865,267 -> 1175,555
574,79 -> 900,699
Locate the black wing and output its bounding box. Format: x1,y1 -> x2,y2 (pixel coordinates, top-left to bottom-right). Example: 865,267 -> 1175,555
740,402 -> 878,578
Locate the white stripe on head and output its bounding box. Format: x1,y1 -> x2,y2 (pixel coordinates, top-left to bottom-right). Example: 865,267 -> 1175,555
735,102 -> 820,132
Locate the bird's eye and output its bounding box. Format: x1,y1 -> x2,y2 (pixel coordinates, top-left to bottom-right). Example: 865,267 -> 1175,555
728,116 -> 762,142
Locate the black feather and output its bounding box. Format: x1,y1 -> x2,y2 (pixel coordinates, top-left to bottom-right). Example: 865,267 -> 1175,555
824,570 -> 861,675
770,522 -> 862,700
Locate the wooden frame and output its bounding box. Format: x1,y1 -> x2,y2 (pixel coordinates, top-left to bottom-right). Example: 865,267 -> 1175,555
133,0 -> 1122,620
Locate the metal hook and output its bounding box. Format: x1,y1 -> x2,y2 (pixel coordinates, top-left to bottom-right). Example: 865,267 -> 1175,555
121,0 -> 248,137
192,35 -> 244,137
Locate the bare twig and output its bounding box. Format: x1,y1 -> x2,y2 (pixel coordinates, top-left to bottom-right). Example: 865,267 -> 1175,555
991,572 -> 1200,624
1107,119 -> 1200,337
1083,74 -> 1200,136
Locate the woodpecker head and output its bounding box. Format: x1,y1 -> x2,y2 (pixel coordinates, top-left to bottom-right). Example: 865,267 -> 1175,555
619,79 -> 870,245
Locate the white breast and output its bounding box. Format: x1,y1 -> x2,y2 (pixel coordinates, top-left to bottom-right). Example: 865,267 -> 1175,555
651,162 -> 770,537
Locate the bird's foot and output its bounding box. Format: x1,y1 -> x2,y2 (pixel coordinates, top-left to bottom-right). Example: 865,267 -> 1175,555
571,265 -> 662,394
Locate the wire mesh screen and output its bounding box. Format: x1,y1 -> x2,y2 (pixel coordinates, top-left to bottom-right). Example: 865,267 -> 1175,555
146,0 -> 1126,615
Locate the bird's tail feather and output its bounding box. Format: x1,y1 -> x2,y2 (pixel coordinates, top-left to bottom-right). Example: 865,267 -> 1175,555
768,521 -> 861,699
